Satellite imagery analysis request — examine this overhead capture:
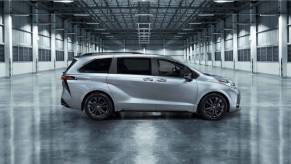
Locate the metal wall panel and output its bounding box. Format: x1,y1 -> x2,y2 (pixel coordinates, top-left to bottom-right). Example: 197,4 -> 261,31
56,39 -> 64,50
39,35 -> 50,49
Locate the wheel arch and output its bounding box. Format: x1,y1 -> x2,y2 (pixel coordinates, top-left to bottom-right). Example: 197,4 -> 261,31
197,91 -> 230,112
81,90 -> 115,111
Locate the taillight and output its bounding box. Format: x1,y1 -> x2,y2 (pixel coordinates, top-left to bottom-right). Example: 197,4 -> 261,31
61,75 -> 76,81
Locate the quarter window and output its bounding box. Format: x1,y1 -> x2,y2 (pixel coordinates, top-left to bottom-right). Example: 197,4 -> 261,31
158,60 -> 190,78
117,58 -> 151,75
79,58 -> 112,73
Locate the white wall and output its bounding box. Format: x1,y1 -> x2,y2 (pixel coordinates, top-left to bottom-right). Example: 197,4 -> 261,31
0,64 -> 5,77
287,64 -> 291,77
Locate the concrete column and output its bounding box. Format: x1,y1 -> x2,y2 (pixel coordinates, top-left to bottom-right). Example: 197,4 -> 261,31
163,39 -> 166,56
99,38 -> 101,52
210,25 -> 216,67
4,0 -> 12,77
187,38 -> 189,61
73,25 -> 78,57
220,20 -> 225,68
198,33 -> 201,64
32,4 -> 38,73
189,37 -> 193,62
194,35 -> 197,64
100,38 -> 103,52
81,29 -> 85,53
232,14 -> 238,70
204,30 -> 208,65
96,36 -> 99,52
50,13 -> 56,69
64,20 -> 68,66
123,40 -> 126,52
250,4 -> 257,73
184,40 -> 186,60
278,0 -> 288,77
87,32 -> 91,52
193,35 -> 197,64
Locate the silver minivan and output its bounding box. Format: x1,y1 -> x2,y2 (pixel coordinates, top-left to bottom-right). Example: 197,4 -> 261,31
61,53 -> 240,120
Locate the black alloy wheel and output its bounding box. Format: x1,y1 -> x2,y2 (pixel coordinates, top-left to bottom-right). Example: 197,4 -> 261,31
84,92 -> 114,120
199,93 -> 228,120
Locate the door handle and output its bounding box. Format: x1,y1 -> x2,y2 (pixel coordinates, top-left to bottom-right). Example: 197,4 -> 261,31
143,77 -> 154,82
156,78 -> 167,83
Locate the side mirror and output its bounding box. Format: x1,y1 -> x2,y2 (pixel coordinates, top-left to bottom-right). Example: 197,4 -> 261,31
184,73 -> 193,82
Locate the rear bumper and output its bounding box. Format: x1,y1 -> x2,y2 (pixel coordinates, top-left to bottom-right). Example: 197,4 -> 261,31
61,98 -> 70,108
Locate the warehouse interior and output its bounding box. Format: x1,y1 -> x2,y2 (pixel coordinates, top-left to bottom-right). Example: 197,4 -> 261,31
1,0 -> 291,163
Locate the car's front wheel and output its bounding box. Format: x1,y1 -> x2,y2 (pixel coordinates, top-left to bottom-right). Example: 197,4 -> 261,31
84,92 -> 114,120
198,93 -> 228,120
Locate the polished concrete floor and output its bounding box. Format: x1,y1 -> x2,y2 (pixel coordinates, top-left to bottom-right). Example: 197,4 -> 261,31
0,65 -> 291,164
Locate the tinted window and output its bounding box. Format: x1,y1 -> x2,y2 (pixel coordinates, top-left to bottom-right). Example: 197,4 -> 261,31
117,58 -> 151,75
158,60 -> 190,78
79,58 -> 112,73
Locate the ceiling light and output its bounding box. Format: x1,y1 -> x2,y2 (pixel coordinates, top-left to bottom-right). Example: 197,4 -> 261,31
95,28 -> 106,31
135,14 -> 153,17
101,32 -> 111,34
38,23 -> 51,26
13,14 -> 30,17
73,14 -> 90,17
86,22 -> 99,25
178,32 -> 187,34
198,13 -> 215,17
182,28 -> 193,31
237,23 -> 250,25
189,22 -> 202,25
213,0 -> 235,3
259,14 -> 277,17
56,28 -> 64,31
53,0 -> 74,3
224,28 -> 233,31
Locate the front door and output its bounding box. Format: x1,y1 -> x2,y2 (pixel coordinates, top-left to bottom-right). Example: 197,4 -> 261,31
153,59 -> 198,112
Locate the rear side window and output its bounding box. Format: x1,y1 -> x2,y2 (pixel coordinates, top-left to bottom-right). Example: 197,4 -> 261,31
117,58 -> 151,75
79,58 -> 112,73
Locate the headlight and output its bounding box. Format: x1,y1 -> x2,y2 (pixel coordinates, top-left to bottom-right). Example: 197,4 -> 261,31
218,79 -> 236,88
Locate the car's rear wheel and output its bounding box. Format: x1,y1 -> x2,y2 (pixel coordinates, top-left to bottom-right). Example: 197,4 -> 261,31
198,93 -> 228,120
84,92 -> 114,120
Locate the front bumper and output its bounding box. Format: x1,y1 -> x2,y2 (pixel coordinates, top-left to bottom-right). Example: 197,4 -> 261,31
228,89 -> 241,112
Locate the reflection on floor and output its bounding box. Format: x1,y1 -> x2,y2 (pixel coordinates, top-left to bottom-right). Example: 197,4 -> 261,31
0,65 -> 291,164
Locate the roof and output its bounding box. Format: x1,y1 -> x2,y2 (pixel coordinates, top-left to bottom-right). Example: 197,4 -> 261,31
76,52 -> 171,60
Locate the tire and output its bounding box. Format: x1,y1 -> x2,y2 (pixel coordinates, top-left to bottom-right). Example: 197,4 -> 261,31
84,92 -> 114,120
198,93 -> 228,120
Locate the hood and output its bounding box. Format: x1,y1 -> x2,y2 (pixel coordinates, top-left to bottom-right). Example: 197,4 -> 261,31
201,73 -> 236,87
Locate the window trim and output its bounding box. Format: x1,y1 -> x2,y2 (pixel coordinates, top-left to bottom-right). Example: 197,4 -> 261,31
115,57 -> 153,76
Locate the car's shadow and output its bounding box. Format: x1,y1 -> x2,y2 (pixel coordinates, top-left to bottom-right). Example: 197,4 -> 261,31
62,108 -> 240,122
112,112 -> 200,120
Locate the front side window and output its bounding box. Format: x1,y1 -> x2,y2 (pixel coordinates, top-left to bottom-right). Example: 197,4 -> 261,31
117,58 -> 151,75
79,58 -> 112,73
158,59 -> 190,78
